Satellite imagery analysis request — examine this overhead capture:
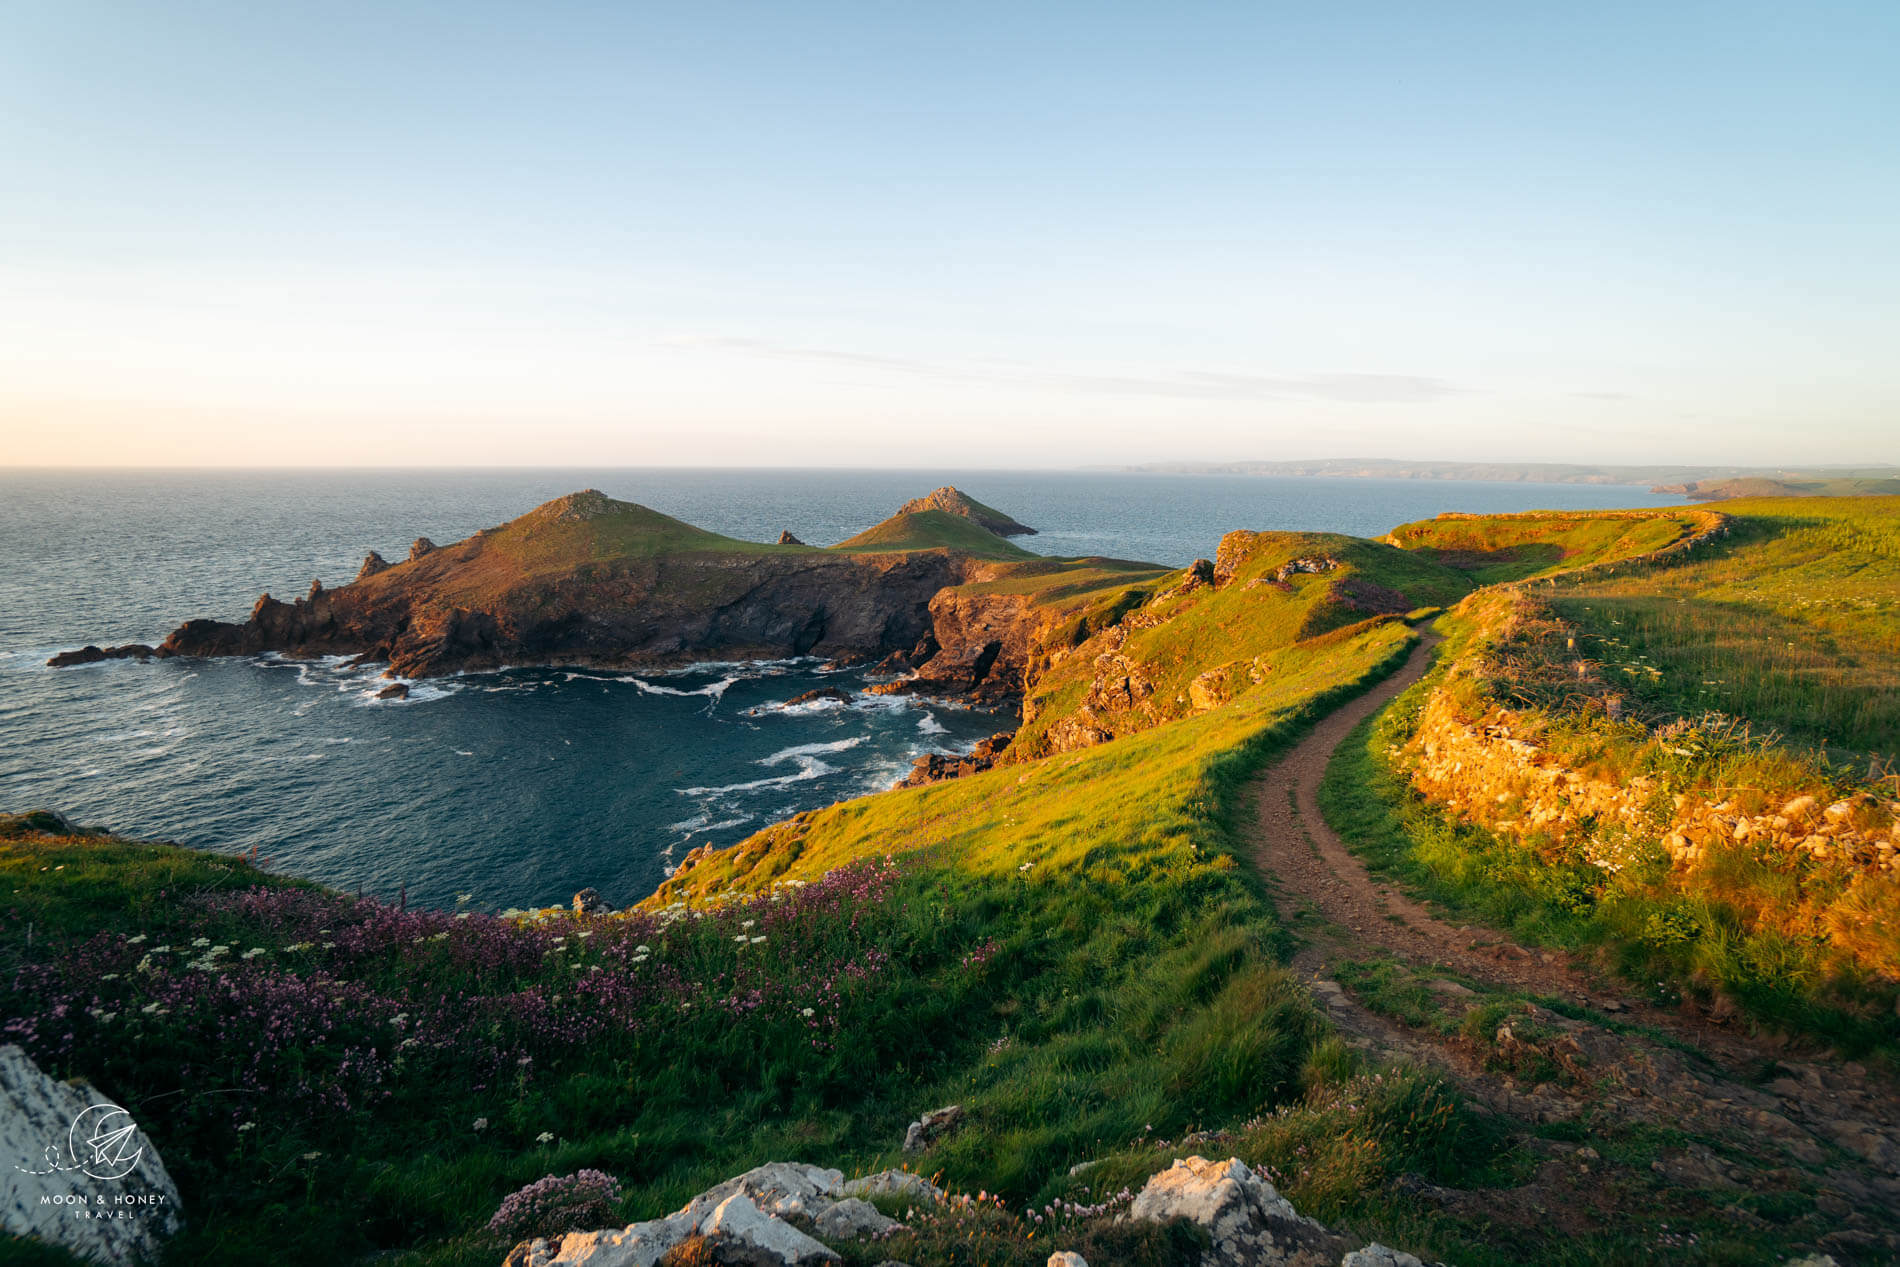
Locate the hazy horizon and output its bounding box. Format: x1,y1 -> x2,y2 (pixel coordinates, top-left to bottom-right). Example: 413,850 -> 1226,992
4,3 -> 1897,469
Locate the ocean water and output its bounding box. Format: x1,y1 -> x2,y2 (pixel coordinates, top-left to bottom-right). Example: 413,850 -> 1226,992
0,468 -> 1687,910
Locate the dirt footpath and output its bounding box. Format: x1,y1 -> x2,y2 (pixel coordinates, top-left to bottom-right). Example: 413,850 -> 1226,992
1247,631 -> 1900,1261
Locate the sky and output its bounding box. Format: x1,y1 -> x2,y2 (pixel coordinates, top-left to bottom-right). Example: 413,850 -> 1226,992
2,1 -> 1896,469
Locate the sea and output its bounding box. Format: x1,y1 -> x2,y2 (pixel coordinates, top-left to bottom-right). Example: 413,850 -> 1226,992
0,468 -> 1688,910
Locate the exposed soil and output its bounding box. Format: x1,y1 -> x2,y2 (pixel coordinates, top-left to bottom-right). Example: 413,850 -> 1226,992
1247,632 -> 1900,1261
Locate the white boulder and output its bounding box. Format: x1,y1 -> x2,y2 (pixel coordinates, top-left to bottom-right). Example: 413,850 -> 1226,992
1124,1155 -> 1341,1266
0,1044 -> 182,1265
812,1197 -> 900,1240
842,1169 -> 944,1205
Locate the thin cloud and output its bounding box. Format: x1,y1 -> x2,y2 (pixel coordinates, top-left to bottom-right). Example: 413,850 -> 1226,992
666,335 -> 1466,404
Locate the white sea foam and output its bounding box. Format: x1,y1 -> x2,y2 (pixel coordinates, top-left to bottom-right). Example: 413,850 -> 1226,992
759,736 -> 866,764
677,755 -> 837,796
916,711 -> 948,735
625,675 -> 740,704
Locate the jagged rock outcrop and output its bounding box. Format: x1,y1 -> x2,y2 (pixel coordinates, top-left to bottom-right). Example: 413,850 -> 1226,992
45,643 -> 155,668
503,1162 -> 922,1267
777,531 -> 806,546
897,733 -> 1012,788
409,537 -> 438,561
895,487 -> 1036,536
782,688 -> 852,708
1,1045 -> 183,1265
902,1104 -> 964,1152
357,551 -> 391,581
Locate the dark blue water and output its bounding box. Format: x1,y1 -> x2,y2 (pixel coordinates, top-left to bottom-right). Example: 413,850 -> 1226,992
0,468 -> 1686,909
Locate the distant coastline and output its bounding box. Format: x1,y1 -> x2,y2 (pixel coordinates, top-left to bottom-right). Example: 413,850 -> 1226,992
1121,457 -> 1900,496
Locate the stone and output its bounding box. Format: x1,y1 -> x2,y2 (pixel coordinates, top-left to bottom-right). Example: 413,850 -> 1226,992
503,1163 -> 846,1267
812,1197 -> 899,1240
783,688 -> 852,708
357,551 -> 392,581
1341,1246 -> 1425,1267
1124,1155 -> 1341,1267
902,1104 -> 964,1152
700,1193 -> 839,1265
46,644 -> 156,668
777,531 -> 806,546
0,809 -> 89,838
410,537 -> 438,561
504,1214 -> 694,1267
0,1044 -> 183,1265
376,682 -> 410,700
842,1170 -> 944,1205
1048,1254 -> 1089,1267
573,888 -> 606,915
682,1163 -> 844,1223
1427,979 -> 1475,998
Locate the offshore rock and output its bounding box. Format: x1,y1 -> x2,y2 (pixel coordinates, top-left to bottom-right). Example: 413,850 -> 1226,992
0,1045 -> 183,1265
46,643 -> 154,667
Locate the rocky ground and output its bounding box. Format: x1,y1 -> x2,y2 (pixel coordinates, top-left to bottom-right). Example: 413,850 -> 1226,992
1249,635 -> 1900,1264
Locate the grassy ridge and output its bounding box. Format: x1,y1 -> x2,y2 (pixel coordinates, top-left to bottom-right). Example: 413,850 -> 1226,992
1384,509 -> 1711,584
1006,533 -> 1470,760
1548,497 -> 1900,759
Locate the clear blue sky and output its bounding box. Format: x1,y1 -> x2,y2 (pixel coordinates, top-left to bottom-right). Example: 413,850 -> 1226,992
3,1 -> 1895,467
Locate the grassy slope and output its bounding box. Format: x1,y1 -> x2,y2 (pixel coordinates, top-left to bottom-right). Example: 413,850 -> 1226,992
1009,533 -> 1471,759
1384,509 -> 1710,584
831,509 -> 1038,560
1547,496 -> 1900,758
1328,498 -> 1900,1054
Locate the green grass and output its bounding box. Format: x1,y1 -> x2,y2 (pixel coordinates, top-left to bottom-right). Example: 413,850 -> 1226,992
1548,497 -> 1900,760
1008,533 -> 1471,759
832,510 -> 1039,560
1317,664 -> 1900,1057
1386,509 -> 1712,584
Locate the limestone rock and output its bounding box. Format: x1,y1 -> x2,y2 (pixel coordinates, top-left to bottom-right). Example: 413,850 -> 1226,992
681,1162 -> 845,1223
812,1196 -> 899,1240
1124,1155 -> 1342,1266
1341,1246 -> 1425,1267
504,1214 -> 693,1267
700,1193 -> 839,1265
902,1104 -> 964,1152
841,1169 -> 944,1205
0,1044 -> 183,1265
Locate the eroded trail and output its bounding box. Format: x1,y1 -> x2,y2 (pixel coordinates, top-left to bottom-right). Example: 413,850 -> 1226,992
1246,631 -> 1900,1258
